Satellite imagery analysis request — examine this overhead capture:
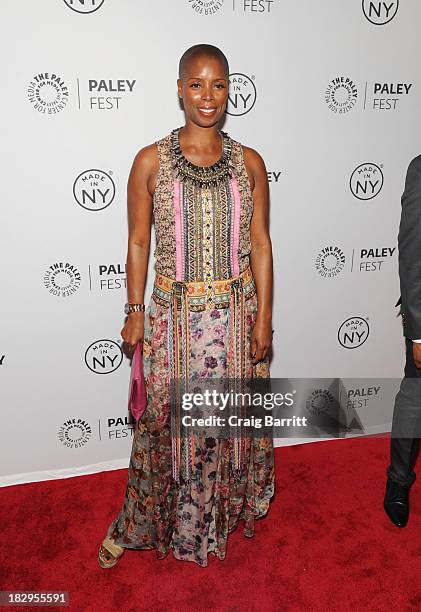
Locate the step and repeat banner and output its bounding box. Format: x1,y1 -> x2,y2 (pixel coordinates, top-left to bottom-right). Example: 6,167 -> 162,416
1,0 -> 421,486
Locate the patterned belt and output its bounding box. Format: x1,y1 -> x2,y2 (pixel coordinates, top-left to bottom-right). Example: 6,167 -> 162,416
152,264 -> 256,311
152,265 -> 256,483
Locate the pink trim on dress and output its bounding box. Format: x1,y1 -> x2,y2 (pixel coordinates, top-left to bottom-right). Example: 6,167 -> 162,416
173,179 -> 184,281
230,176 -> 241,277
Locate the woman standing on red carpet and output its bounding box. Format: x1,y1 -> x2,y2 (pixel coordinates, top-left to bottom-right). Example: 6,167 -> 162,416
98,43 -> 274,568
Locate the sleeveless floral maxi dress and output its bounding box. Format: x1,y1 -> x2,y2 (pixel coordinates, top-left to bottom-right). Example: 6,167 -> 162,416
105,127 -> 275,567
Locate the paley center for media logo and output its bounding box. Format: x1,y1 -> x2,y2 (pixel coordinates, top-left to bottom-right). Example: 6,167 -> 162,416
315,247 -> 346,278
58,418 -> 92,448
27,73 -> 69,115
306,388 -> 337,417
227,73 -> 257,116
43,262 -> 82,297
188,0 -> 278,14
325,77 -> 358,114
362,0 -> 399,25
62,0 -> 105,13
187,0 -> 224,15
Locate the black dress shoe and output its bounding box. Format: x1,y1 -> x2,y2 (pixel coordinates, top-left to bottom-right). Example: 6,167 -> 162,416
383,477 -> 410,528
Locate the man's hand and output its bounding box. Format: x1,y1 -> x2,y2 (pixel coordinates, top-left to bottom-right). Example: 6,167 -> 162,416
413,342 -> 421,369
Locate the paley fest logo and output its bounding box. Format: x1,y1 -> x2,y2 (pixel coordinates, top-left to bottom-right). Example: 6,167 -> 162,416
89,263 -> 127,291
227,73 -> 257,116
73,169 -> 116,211
325,77 -> 413,113
356,247 -> 396,272
350,163 -> 384,200
106,415 -> 136,439
187,0 -> 224,14
43,262 -> 81,297
27,73 -> 69,115
58,418 -> 92,448
338,317 -> 369,349
315,245 -> 396,275
315,247 -> 346,278
325,77 -> 358,114
85,79 -> 136,111
366,81 -> 413,111
267,171 -> 282,184
85,339 -> 123,374
232,0 -> 276,12
347,384 -> 381,409
362,0 -> 399,25
62,0 -> 105,13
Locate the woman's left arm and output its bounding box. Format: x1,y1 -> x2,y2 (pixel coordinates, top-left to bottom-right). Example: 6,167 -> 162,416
243,146 -> 273,364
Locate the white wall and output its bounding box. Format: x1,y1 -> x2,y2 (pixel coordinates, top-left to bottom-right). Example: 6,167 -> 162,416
1,0 -> 419,486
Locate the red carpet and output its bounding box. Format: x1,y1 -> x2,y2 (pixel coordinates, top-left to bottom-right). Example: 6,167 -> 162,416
1,438 -> 421,611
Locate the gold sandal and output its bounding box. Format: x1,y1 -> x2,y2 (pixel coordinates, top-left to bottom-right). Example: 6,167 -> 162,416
98,537 -> 125,569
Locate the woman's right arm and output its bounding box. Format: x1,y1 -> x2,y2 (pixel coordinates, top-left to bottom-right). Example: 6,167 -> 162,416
121,144 -> 158,350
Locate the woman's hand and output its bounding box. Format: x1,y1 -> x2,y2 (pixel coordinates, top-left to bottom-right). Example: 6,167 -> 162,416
250,316 -> 273,364
121,312 -> 144,353
413,342 -> 421,369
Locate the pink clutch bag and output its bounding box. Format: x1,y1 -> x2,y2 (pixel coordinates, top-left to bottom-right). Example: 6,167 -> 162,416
128,342 -> 147,422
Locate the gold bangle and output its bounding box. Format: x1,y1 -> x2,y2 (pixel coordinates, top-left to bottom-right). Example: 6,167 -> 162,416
124,303 -> 145,315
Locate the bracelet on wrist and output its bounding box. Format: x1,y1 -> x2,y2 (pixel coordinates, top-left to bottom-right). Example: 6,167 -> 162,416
124,302 -> 145,315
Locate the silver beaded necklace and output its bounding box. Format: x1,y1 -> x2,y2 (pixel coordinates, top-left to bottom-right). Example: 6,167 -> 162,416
170,126 -> 233,188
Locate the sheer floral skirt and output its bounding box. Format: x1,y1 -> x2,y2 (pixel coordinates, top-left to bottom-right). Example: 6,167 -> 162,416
105,290 -> 275,568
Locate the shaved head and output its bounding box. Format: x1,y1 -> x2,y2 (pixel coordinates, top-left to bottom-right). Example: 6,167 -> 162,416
178,44 -> 229,80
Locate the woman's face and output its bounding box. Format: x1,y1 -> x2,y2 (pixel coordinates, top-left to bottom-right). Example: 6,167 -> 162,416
177,55 -> 228,127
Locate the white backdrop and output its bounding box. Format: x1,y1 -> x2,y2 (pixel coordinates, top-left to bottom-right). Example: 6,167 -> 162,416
2,0 -> 420,486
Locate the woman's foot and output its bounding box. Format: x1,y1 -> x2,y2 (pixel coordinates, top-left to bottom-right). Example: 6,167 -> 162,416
98,537 -> 125,569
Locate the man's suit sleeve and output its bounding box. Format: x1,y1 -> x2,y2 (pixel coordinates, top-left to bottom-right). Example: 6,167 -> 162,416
398,155 -> 421,340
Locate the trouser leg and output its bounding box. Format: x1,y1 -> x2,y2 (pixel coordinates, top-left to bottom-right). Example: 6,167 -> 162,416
387,338 -> 421,487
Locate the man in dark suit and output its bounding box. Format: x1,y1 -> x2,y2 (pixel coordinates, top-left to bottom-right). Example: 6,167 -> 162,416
385,155 -> 421,527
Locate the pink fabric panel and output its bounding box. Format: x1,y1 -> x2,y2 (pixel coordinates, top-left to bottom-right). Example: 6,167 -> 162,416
230,176 -> 241,277
173,179 -> 183,281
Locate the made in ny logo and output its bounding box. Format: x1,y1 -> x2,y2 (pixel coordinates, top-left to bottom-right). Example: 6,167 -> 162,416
84,339 -> 123,374
362,1 -> 399,25
227,73 -> 257,116
27,73 -> 69,115
73,169 -> 116,211
62,0 -> 105,14
325,77 -> 358,114
338,317 -> 370,349
350,163 -> 384,200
